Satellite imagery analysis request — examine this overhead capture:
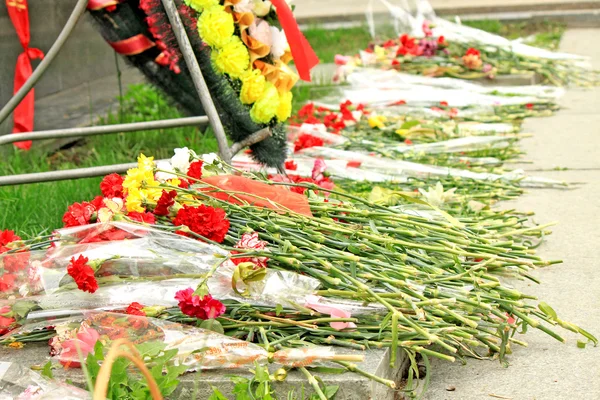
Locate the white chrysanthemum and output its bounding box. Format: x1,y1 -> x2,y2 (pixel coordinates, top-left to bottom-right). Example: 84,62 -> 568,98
270,26 -> 288,59
171,147 -> 192,172
155,161 -> 177,182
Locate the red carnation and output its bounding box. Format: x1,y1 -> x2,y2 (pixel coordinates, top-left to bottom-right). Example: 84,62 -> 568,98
2,251 -> 29,273
0,274 -> 16,293
62,202 -> 96,227
0,308 -> 15,335
0,230 -> 20,246
154,190 -> 178,216
294,134 -> 324,152
298,103 -> 315,118
126,302 -> 146,317
67,255 -> 98,293
284,160 -> 298,171
174,205 -> 230,243
175,288 -> 226,320
100,173 -> 124,198
187,160 -> 204,180
179,179 -> 190,189
90,196 -> 104,211
526,103 -> 534,110
465,47 -> 481,57
128,212 -> 156,224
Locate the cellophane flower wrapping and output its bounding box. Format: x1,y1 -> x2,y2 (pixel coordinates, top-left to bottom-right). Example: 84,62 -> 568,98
1,222 -> 329,324
0,361 -> 90,399
8,312 -> 339,372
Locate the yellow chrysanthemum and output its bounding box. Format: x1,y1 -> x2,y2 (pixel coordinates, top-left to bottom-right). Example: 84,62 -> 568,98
123,167 -> 155,192
126,187 -> 146,213
198,6 -> 234,48
137,153 -> 155,171
240,69 -> 266,104
212,36 -> 250,79
250,82 -> 280,124
184,0 -> 219,12
276,91 -> 293,122
144,186 -> 163,202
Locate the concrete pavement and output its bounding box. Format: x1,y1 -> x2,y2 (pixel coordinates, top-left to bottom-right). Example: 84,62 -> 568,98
421,29 -> 600,400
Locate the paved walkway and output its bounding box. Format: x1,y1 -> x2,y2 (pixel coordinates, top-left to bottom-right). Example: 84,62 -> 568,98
421,29 -> 600,400
293,0 -> 600,20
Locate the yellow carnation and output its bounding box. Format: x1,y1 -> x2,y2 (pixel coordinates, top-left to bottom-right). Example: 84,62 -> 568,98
276,91 -> 293,122
212,36 -> 250,79
250,82 -> 280,124
184,0 -> 219,12
240,69 -> 266,104
198,6 -> 234,48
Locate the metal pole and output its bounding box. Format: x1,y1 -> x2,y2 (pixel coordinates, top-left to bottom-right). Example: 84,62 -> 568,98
160,0 -> 232,163
0,0 -> 89,125
0,116 -> 209,145
0,160 -> 168,187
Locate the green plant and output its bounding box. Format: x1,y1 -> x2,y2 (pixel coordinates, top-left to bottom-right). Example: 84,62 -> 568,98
86,340 -> 188,399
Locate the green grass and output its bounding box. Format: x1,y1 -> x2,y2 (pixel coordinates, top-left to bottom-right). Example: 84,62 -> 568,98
0,84 -> 218,236
462,19 -> 566,50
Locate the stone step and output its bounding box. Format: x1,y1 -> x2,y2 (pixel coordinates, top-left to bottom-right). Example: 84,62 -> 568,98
0,342 -> 409,399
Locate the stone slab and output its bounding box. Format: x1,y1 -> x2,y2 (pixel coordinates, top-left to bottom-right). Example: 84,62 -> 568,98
0,342 -> 408,399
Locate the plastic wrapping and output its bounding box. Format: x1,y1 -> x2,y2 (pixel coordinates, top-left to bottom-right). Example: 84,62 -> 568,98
0,362 -> 90,399
367,0 -> 589,63
320,74 -> 553,108
344,68 -> 565,100
296,147 -> 568,188
7,312 -> 351,371
0,222 -> 229,301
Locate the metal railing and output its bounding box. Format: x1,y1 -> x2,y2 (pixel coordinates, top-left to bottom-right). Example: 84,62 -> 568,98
0,0 -> 271,187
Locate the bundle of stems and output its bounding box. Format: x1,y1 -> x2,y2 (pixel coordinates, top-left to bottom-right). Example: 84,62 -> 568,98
149,173 -> 595,372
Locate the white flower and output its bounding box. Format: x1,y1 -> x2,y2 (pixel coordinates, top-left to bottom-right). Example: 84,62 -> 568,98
249,19 -> 273,46
171,147 -> 191,172
418,182 -> 457,207
234,0 -> 254,13
202,153 -> 220,165
270,26 -> 288,59
155,161 -> 177,182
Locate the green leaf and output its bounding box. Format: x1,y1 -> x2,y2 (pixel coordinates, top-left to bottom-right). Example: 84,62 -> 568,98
11,301 -> 36,319
209,386 -> 230,400
254,363 -> 269,383
400,120 -> 420,130
136,341 -> 167,358
538,302 -> 558,320
200,319 -> 225,334
41,361 -> 54,380
275,303 -> 283,317
94,340 -> 104,360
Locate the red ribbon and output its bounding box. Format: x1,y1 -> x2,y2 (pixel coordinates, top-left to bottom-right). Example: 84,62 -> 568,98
5,0 -> 44,150
108,34 -> 155,56
270,0 -> 319,82
87,0 -> 122,11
